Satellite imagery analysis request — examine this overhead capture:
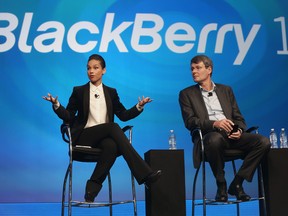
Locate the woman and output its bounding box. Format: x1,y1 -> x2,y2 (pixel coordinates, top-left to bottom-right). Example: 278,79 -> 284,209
43,54 -> 161,202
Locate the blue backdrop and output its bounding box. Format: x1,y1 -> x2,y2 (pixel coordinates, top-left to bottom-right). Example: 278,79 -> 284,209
1,0 -> 287,202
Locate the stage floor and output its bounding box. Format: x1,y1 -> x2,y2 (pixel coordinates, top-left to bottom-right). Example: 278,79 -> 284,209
0,200 -> 261,216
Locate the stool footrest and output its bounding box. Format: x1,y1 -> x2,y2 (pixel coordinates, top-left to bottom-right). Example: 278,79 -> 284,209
194,197 -> 264,206
65,200 -> 135,208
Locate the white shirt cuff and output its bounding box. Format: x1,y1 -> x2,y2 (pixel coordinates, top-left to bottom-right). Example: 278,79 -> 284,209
53,101 -> 60,110
136,103 -> 144,111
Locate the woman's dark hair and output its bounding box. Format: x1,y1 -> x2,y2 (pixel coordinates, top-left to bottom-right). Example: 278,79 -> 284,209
88,54 -> 106,69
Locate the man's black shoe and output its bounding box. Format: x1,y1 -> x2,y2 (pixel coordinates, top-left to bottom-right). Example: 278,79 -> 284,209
228,183 -> 251,201
215,181 -> 228,202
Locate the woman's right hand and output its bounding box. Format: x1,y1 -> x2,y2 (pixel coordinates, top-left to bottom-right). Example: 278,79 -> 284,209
42,93 -> 58,105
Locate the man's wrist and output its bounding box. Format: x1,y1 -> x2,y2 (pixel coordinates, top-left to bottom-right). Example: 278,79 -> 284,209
213,121 -> 219,129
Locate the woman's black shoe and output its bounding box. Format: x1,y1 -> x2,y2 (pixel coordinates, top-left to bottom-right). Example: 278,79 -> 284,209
142,170 -> 162,187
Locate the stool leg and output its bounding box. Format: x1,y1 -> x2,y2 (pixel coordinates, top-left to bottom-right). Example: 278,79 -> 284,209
131,172 -> 137,216
62,165 -> 70,216
232,160 -> 240,216
108,172 -> 112,216
202,160 -> 206,216
128,127 -> 137,216
258,164 -> 267,216
192,167 -> 200,216
68,163 -> 73,216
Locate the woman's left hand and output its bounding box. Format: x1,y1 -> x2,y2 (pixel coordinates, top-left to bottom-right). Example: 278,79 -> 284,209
138,96 -> 153,107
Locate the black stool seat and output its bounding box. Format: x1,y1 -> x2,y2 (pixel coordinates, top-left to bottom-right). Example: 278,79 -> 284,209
192,126 -> 267,216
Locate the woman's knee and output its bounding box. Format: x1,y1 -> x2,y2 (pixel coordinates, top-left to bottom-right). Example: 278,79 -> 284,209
99,138 -> 118,155
109,122 -> 121,130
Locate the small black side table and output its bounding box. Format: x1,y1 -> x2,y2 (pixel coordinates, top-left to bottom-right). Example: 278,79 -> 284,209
144,149 -> 186,216
261,149 -> 288,216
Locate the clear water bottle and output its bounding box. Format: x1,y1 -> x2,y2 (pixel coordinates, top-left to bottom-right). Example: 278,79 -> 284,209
168,129 -> 177,150
279,128 -> 288,148
269,128 -> 278,148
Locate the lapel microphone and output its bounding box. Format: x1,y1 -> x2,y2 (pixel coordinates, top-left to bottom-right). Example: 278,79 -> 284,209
208,92 -> 213,97
95,94 -> 100,99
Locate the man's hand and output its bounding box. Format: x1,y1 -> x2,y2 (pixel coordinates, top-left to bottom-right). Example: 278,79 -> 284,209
228,129 -> 242,140
213,119 -> 242,139
213,119 -> 234,133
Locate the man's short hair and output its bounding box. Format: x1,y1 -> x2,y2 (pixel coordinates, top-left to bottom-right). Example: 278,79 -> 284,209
191,55 -> 213,71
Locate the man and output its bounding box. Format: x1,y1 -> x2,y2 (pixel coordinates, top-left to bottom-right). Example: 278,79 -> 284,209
179,55 -> 270,202
43,54 -> 161,202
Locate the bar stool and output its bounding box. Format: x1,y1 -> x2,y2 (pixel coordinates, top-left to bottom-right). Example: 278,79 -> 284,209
60,124 -> 137,216
192,126 -> 267,216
